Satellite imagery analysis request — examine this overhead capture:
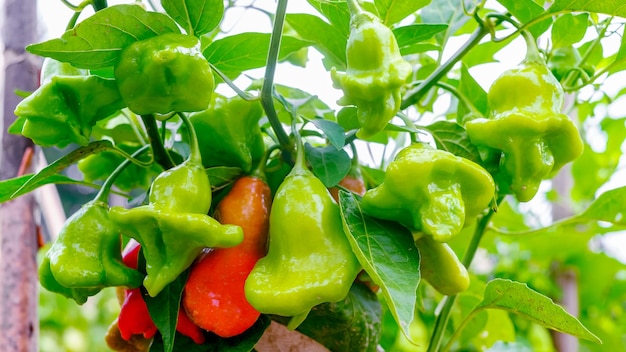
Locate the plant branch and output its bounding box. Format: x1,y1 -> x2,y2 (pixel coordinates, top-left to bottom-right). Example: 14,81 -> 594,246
401,24 -> 490,109
91,0 -> 107,11
426,208 -> 496,352
261,0 -> 292,152
141,114 -> 175,169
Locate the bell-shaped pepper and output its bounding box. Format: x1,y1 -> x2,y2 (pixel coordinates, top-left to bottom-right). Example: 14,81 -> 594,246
361,143 -> 495,242
189,95 -> 265,173
331,4 -> 412,139
465,38 -> 584,202
414,235 -> 469,296
39,200 -> 143,303
38,255 -> 101,305
183,173 -> 271,338
114,33 -> 214,115
110,117 -> 243,297
244,144 -> 361,323
11,75 -> 125,147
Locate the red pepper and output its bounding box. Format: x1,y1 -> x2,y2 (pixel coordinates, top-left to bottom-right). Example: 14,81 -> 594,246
118,240 -> 206,344
183,175 -> 271,338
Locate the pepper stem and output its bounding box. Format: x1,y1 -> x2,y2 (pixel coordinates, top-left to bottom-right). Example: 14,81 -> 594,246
521,30 -> 543,63
178,112 -> 203,165
141,114 -> 175,169
94,144 -> 152,203
346,0 -> 365,16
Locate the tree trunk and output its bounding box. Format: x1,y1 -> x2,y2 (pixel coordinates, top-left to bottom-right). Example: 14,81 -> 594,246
0,0 -> 40,351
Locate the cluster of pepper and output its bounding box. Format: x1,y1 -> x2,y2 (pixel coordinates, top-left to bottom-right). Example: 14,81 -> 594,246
19,1 -> 585,351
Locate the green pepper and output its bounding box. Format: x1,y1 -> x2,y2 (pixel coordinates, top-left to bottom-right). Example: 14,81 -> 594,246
38,200 -> 143,304
189,95 -> 265,172
414,234 -> 470,296
244,143 -> 361,324
331,3 -> 412,139
78,144 -> 162,192
109,116 -> 243,297
114,33 -> 214,115
361,143 -> 495,242
548,46 -> 594,83
465,38 -> 584,202
11,75 -> 124,147
38,255 -> 101,305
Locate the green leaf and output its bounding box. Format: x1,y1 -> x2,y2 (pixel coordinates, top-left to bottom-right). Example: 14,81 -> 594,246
549,0 -> 626,17
206,167 -> 243,192
421,0 -> 472,44
10,140 -> 120,199
306,0 -> 351,37
161,0 -> 223,37
609,30 -> 626,73
458,64 -> 489,117
579,186 -> 626,226
304,143 -> 351,187
26,4 -> 180,69
462,40 -> 508,67
339,191 -> 420,342
286,14 -> 347,71
274,84 -> 336,123
374,0 -> 432,25
476,279 -> 601,343
309,119 -> 346,150
0,174 -> 96,204
551,13 -> 589,49
425,121 -> 482,164
145,270 -> 190,352
393,24 -> 447,55
496,0 -> 552,38
204,33 -> 311,79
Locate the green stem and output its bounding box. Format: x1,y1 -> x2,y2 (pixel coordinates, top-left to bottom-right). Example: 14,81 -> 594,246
401,24 -> 490,109
562,17 -> 613,91
426,208 -> 496,352
178,113 -> 203,165
441,308 -> 484,352
141,114 -> 175,169
91,0 -> 107,11
261,0 -> 292,152
94,144 -> 151,203
209,63 -> 258,101
346,0 -> 364,15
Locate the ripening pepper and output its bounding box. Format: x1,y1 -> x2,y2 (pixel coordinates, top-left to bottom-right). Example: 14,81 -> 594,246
548,46 -> 594,83
183,173 -> 271,338
361,143 -> 495,242
245,144 -> 361,324
11,75 -> 125,147
38,200 -> 143,305
189,95 -> 265,172
118,241 -> 205,344
331,4 -> 412,139
329,164 -> 367,202
110,118 -> 243,297
465,40 -> 584,202
414,235 -> 470,296
114,33 -> 214,115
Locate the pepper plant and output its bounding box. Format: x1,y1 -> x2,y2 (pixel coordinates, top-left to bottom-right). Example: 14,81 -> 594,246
2,0 -> 626,351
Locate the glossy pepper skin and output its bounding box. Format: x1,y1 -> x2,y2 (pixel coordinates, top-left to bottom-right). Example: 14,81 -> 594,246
245,146 -> 361,319
110,156 -> 243,297
118,241 -> 205,344
12,75 -> 124,147
38,200 -> 143,305
189,95 -> 265,173
361,144 -> 495,242
114,33 -> 214,115
466,47 -> 584,202
331,7 -> 412,139
414,235 -> 470,296
183,174 -> 271,338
